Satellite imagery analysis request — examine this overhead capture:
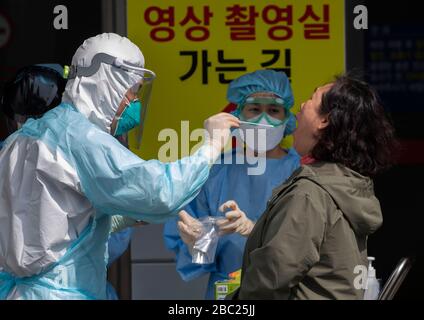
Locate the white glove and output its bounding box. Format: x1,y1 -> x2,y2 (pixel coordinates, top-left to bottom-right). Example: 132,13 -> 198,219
177,210 -> 203,255
217,200 -> 255,237
203,112 -> 240,161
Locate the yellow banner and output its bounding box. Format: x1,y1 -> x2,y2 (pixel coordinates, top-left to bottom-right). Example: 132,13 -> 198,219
127,0 -> 345,160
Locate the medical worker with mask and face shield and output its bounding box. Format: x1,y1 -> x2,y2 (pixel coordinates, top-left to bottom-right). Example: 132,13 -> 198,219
164,70 -> 300,299
0,62 -> 143,300
0,33 -> 239,300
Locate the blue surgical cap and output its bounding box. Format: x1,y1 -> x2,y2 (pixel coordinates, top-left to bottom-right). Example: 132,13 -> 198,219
226,70 -> 294,109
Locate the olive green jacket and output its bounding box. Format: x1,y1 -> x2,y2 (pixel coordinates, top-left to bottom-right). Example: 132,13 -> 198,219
234,162 -> 383,300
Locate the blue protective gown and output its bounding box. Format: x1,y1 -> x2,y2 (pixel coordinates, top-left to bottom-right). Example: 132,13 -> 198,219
0,103 -> 215,299
2,133 -> 132,300
164,148 -> 300,299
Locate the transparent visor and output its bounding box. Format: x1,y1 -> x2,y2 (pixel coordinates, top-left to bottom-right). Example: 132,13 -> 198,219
130,71 -> 155,149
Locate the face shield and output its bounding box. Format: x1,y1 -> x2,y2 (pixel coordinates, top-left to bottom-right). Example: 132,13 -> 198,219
68,53 -> 156,147
127,71 -> 155,148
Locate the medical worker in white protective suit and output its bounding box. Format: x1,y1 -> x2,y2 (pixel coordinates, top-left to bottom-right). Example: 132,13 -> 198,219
0,33 -> 239,300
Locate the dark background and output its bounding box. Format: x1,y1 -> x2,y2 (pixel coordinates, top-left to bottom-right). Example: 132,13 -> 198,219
0,0 -> 103,138
362,0 -> 424,300
0,0 -> 423,299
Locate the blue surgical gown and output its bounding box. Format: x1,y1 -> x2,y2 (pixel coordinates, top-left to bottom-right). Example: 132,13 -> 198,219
163,148 -> 300,299
2,129 -> 132,300
2,133 -> 133,300
0,103 -> 215,299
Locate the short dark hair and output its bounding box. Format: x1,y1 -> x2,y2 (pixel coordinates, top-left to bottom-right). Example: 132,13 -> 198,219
311,74 -> 398,177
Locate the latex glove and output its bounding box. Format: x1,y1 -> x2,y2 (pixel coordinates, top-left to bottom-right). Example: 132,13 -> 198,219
203,112 -> 240,161
177,210 -> 203,255
217,200 -> 255,237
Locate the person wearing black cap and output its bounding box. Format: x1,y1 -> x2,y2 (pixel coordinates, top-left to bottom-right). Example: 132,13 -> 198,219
0,63 -> 67,147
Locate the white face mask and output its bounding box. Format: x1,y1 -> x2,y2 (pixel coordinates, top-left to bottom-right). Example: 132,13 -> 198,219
235,113 -> 287,152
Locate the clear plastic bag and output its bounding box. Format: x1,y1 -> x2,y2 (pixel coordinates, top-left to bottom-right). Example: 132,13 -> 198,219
192,217 -> 224,264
